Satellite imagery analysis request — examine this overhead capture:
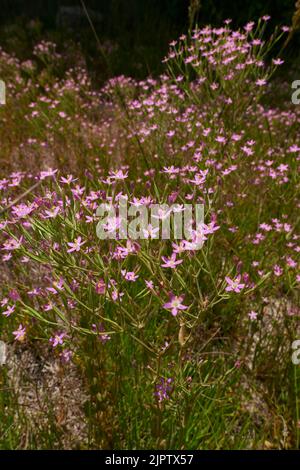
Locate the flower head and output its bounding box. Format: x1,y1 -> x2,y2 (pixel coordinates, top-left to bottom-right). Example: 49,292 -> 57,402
161,253 -> 183,269
13,324 -> 26,342
248,310 -> 258,321
225,275 -> 245,293
163,294 -> 188,316
67,236 -> 86,253
50,332 -> 65,348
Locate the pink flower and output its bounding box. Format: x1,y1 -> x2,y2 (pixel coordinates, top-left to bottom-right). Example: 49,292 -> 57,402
60,174 -> 78,184
288,145 -> 300,153
256,78 -> 267,87
0,298 -> 9,307
43,207 -> 60,218
184,226 -> 208,250
60,350 -> 73,363
273,265 -> 283,277
9,290 -> 20,301
203,221 -> 220,234
225,275 -> 245,293
46,278 -> 64,294
2,305 -> 15,317
50,332 -> 65,347
172,241 -> 187,254
109,169 -> 128,180
111,289 -> 124,302
272,58 -> 284,66
11,203 -> 34,218
244,21 -> 255,32
167,130 -> 175,138
40,168 -> 58,180
2,236 -> 23,251
95,278 -> 106,294
121,270 -> 139,282
67,236 -> 86,253
71,185 -> 85,198
145,280 -> 154,290
143,224 -> 159,239
241,145 -> 254,156
92,323 -> 111,344
43,302 -> 54,311
248,311 -> 258,321
161,253 -> 183,269
13,324 -> 26,342
163,294 -> 188,316
286,257 -> 297,268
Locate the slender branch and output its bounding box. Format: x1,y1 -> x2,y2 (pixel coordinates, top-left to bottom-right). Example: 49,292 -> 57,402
0,180 -> 42,216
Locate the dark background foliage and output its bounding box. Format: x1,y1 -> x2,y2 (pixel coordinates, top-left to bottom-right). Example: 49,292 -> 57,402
0,0 -> 297,28
0,0 -> 298,78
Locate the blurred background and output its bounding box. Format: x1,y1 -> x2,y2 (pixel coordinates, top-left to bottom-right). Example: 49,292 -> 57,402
0,0 -> 299,79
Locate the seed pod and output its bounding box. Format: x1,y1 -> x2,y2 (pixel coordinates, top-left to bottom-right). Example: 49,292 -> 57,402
178,323 -> 189,347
